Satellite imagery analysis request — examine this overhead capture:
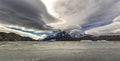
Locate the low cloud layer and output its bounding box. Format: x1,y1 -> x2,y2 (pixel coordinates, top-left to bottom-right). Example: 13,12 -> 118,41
85,16 -> 120,35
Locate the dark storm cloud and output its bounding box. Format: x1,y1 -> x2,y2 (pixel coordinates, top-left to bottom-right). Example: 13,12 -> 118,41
0,0 -> 59,30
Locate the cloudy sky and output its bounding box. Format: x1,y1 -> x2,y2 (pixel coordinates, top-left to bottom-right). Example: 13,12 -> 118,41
0,0 -> 119,37
0,0 -> 60,30
43,0 -> 120,35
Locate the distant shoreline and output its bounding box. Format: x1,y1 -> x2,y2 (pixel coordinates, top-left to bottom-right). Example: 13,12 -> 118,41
0,32 -> 120,41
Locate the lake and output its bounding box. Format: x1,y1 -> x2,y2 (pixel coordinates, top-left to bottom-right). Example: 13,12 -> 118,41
0,41 -> 120,61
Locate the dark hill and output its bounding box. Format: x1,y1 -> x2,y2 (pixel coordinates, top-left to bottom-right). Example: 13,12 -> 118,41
0,32 -> 36,41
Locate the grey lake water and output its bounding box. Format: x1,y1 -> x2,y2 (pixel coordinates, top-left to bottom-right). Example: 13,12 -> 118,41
0,41 -> 120,61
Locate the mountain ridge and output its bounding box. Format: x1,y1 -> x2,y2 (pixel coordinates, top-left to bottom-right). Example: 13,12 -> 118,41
0,32 -> 37,41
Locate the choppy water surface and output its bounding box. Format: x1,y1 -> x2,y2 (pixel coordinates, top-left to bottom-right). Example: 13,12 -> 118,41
0,41 -> 120,61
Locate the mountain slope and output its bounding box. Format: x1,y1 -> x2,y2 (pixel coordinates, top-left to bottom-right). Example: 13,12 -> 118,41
0,32 -> 36,41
